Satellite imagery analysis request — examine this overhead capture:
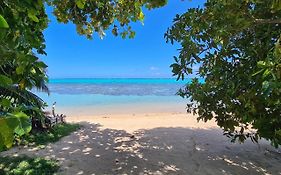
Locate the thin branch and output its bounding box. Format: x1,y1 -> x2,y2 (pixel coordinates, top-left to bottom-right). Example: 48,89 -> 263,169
254,19 -> 281,24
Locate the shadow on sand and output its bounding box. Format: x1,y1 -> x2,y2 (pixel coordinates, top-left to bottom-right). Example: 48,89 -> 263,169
1,122 -> 281,175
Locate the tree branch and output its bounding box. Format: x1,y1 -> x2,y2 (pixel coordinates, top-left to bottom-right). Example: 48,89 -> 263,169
254,19 -> 281,24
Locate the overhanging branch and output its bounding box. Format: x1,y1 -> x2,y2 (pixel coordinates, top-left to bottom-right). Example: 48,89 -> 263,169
254,19 -> 281,24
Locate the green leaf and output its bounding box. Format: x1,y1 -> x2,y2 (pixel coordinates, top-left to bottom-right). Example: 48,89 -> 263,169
0,112 -> 31,150
0,98 -> 11,107
257,61 -> 266,68
271,0 -> 281,11
0,118 -> 16,150
75,0 -> 85,9
27,11 -> 39,22
138,11 -> 145,21
36,61 -> 48,69
16,66 -> 25,75
262,69 -> 271,79
13,112 -> 31,136
129,31 -> 136,39
252,68 -> 264,76
0,75 -> 13,86
0,15 -> 9,28
262,81 -> 270,90
276,130 -> 281,136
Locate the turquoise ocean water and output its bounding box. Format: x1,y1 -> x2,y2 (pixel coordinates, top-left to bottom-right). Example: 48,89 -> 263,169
35,78 -> 200,115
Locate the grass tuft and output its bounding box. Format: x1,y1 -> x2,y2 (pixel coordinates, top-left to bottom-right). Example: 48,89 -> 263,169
0,156 -> 59,175
23,123 -> 81,146
0,124 -> 80,174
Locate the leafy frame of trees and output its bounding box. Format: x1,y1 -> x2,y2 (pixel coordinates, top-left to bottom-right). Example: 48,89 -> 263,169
166,0 -> 281,147
0,0 -> 280,150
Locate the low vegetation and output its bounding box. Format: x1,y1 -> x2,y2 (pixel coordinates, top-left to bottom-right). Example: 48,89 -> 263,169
0,156 -> 59,175
0,123 -> 80,175
22,123 -> 81,146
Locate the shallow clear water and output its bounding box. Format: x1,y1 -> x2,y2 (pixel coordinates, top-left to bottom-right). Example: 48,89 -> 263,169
47,78 -> 189,96
35,78 -> 196,115
49,78 -> 193,84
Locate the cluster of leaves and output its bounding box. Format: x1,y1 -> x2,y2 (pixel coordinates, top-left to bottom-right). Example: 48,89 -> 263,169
0,0 -> 168,151
0,0 -> 49,150
48,0 -> 167,39
0,155 -> 59,175
166,0 -> 281,147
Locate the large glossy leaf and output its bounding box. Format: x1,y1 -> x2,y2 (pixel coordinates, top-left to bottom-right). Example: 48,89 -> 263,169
13,112 -> 32,136
0,15 -> 9,28
0,112 -> 31,151
0,117 -> 16,150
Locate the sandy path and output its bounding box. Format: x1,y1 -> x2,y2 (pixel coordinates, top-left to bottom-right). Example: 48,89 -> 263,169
1,113 -> 281,175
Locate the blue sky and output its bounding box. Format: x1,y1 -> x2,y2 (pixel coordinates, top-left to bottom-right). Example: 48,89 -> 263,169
41,0 -> 205,78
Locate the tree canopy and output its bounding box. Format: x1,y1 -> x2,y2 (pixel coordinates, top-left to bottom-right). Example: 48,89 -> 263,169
49,0 -> 167,39
166,0 -> 281,147
0,0 -> 281,150
0,0 -> 167,150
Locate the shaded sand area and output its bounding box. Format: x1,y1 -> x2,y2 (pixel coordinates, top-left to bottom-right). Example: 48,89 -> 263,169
1,113 -> 281,175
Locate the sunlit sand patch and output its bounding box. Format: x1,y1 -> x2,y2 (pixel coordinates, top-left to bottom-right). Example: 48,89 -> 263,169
195,146 -> 205,151
57,157 -> 65,161
82,147 -> 92,153
211,155 -> 272,175
163,164 -> 180,172
77,170 -> 84,175
62,146 -> 70,151
69,149 -> 80,154
114,136 -> 132,143
27,147 -> 42,152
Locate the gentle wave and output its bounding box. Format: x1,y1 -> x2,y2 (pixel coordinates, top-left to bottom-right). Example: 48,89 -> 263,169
35,78 -> 194,113
46,78 -> 201,96
49,78 -> 190,84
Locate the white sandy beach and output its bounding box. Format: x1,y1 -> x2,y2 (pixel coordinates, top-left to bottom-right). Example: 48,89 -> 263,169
1,112 -> 281,175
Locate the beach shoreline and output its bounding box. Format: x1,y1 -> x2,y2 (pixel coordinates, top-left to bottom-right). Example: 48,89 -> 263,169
66,113 -> 218,133
2,112 -> 280,174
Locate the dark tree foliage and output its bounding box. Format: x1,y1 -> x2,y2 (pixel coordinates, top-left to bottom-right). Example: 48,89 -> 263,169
0,0 -> 49,150
0,0 -> 167,150
165,0 -> 281,147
